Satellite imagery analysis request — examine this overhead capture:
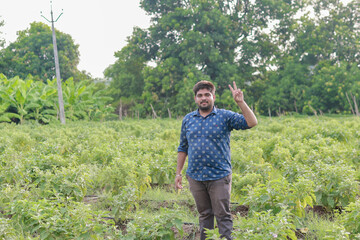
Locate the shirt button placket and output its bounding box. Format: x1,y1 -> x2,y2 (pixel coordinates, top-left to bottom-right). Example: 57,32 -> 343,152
201,117 -> 206,180
201,117 -> 205,138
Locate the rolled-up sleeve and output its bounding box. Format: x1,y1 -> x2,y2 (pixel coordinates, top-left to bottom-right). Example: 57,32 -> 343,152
227,111 -> 250,130
177,117 -> 188,153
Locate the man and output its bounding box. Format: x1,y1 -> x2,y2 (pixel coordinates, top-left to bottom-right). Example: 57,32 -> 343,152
175,80 -> 257,240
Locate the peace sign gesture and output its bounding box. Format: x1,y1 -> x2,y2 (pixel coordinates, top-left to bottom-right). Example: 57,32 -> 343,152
228,81 -> 244,104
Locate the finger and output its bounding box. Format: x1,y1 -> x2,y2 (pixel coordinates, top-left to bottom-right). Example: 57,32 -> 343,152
233,81 -> 238,90
228,84 -> 234,92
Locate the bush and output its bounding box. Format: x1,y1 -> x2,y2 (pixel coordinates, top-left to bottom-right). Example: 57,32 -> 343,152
7,197 -> 117,239
342,199 -> 360,237
232,208 -> 297,240
312,162 -> 359,210
244,177 -> 315,218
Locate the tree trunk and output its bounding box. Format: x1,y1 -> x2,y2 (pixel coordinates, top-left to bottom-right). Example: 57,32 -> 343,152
168,108 -> 172,119
308,105 -> 317,116
268,108 -> 271,119
352,94 -> 359,117
346,92 -> 355,115
150,104 -> 158,119
119,100 -> 123,120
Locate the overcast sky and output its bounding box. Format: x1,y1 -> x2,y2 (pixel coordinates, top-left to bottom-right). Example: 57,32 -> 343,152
0,0 -> 151,78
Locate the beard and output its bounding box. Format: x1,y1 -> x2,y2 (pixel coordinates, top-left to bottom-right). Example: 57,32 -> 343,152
198,102 -> 213,111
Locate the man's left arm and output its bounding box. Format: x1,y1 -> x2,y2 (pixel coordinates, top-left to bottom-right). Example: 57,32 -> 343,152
229,81 -> 258,128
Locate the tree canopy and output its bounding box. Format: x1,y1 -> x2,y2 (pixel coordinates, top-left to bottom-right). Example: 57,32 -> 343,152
0,16 -> 5,49
105,0 -> 359,117
0,22 -> 85,82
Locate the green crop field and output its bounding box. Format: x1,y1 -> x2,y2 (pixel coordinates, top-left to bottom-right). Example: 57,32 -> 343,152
0,116 -> 359,239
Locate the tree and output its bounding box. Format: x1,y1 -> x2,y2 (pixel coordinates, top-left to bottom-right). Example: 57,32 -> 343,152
255,0 -> 360,115
123,0 -> 305,116
306,61 -> 360,114
0,16 -> 5,49
271,0 -> 360,66
106,0 -> 359,117
105,28 -> 149,99
0,22 -> 81,81
104,27 -> 150,117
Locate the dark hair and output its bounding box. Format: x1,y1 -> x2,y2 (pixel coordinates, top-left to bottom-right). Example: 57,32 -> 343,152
193,80 -> 216,96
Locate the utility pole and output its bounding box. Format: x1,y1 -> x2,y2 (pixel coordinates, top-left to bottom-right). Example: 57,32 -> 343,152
41,1 -> 66,124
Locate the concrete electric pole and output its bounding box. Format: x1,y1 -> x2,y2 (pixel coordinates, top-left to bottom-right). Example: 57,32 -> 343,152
41,1 -> 66,124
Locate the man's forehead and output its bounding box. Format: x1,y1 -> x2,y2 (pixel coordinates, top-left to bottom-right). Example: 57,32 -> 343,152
196,89 -> 212,94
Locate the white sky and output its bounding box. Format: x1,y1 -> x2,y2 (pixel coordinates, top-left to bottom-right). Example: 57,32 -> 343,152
0,0 -> 151,78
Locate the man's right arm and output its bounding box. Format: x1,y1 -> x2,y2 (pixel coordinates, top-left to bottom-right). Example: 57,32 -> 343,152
175,151 -> 187,189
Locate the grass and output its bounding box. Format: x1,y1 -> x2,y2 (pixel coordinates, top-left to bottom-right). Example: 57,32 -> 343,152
297,211 -> 349,239
140,186 -> 198,224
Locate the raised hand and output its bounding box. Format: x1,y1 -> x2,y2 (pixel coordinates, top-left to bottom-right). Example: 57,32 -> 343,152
228,81 -> 244,104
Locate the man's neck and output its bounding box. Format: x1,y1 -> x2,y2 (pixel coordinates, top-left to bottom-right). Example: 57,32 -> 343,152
199,108 -> 213,117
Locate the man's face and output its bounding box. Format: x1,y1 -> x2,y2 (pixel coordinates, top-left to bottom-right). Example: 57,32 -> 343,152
194,88 -> 215,112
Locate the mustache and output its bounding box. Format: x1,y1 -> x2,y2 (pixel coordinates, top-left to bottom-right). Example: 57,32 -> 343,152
200,101 -> 208,103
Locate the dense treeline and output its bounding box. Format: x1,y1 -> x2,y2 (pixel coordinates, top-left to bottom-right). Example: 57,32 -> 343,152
105,0 -> 360,117
1,0 -> 360,120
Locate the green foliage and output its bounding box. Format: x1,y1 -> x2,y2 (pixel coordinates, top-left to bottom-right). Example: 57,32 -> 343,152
97,156 -> 151,196
232,172 -> 263,200
0,16 -> 5,49
123,207 -> 184,240
244,177 -> 315,218
0,75 -> 114,123
0,217 -> 17,240
106,0 -> 309,116
7,197 -> 116,239
100,0 -> 360,117
30,165 -> 90,201
313,162 -> 358,210
232,208 -> 297,240
0,22 -> 86,81
341,199 -> 360,237
303,213 -> 351,240
0,116 -> 358,238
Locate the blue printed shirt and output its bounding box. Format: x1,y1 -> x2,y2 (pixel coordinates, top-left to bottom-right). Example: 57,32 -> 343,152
178,107 -> 250,181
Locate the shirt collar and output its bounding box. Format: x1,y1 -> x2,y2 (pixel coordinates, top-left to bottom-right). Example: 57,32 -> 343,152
193,106 -> 218,117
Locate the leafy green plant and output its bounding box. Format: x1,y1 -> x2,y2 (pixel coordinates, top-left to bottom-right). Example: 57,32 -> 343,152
0,75 -> 114,123
109,186 -> 138,224
244,177 -> 315,219
123,207 -> 184,240
0,218 -> 17,240
30,165 -> 91,201
0,76 -> 35,123
204,227 -> 222,240
341,199 -> 360,236
302,213 -> 351,240
232,208 -> 297,240
232,172 -> 262,201
8,197 -> 117,239
312,161 -> 358,210
97,157 -> 150,197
